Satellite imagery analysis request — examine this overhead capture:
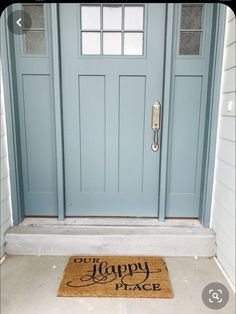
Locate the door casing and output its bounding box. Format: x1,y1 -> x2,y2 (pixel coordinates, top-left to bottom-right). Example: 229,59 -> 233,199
0,3 -> 227,226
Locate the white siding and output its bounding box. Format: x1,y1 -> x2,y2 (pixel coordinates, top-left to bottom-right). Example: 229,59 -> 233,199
0,66 -> 13,259
211,7 -> 236,289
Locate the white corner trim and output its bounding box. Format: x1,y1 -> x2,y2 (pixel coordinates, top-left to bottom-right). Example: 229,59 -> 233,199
0,66 -> 13,227
209,13 -> 227,229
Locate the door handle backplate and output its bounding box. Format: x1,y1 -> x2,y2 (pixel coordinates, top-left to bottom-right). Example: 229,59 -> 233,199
151,101 -> 161,152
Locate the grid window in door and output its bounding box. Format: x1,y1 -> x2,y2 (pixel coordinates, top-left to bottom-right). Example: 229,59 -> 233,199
22,4 -> 46,55
179,5 -> 204,55
80,5 -> 145,56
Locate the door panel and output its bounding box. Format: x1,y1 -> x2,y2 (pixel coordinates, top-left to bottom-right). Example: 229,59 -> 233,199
59,4 -> 166,216
12,4 -> 58,215
119,76 -> 146,193
169,76 -> 202,194
166,4 -> 213,217
168,76 -> 203,215
79,75 -> 106,192
22,75 -> 55,193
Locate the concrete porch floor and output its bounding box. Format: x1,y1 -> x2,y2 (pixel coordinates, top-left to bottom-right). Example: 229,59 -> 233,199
1,256 -> 235,314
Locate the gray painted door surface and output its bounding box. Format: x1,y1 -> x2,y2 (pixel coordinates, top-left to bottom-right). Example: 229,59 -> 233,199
12,4 -> 58,216
10,3 -> 214,219
165,4 -> 213,218
60,4 -> 166,216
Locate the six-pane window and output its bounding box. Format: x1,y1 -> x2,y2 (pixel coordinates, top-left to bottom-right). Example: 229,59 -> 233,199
80,5 -> 145,56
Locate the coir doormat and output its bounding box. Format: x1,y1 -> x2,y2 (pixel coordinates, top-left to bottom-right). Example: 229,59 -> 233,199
57,256 -> 173,298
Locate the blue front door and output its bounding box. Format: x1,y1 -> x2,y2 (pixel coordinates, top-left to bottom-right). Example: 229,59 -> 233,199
9,3 -> 214,219
60,4 -> 166,216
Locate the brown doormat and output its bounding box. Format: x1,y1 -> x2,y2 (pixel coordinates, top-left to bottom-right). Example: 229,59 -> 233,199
58,256 -> 173,298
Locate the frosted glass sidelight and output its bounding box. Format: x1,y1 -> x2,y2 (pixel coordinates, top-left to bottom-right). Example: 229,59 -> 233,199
82,32 -> 101,55
24,31 -> 46,54
179,32 -> 201,55
103,32 -> 122,55
124,32 -> 143,55
103,6 -> 122,30
81,6 -> 100,30
124,6 -> 144,30
23,5 -> 44,28
181,6 -> 203,30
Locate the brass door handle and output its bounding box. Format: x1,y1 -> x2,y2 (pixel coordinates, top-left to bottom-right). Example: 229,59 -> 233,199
151,101 -> 161,152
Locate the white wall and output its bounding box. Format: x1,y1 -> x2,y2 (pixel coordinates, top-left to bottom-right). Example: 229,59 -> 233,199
211,6 -> 235,289
0,66 -> 13,259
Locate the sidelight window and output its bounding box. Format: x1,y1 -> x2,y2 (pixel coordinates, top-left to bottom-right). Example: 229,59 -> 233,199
179,5 -> 204,55
22,4 -> 46,55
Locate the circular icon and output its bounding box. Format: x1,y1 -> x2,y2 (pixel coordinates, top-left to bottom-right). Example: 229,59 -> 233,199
7,10 -> 32,35
202,282 -> 229,310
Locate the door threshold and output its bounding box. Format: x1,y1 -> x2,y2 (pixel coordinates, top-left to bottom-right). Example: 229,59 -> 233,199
21,217 -> 202,228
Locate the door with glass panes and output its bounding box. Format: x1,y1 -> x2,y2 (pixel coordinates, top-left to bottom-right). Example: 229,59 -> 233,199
11,3 -> 213,219
60,4 -> 165,216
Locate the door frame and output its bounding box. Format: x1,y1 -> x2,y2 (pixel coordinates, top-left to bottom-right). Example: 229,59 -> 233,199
1,3 -> 226,226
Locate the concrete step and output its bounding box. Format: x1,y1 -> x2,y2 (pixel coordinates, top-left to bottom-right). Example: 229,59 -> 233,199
5,224 -> 216,257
